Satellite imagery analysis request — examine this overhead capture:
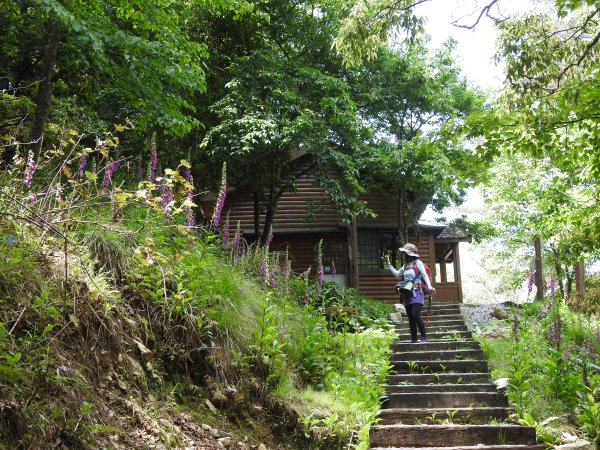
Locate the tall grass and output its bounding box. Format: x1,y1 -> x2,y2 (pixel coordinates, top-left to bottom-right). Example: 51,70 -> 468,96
481,300 -> 600,445
0,137 -> 395,449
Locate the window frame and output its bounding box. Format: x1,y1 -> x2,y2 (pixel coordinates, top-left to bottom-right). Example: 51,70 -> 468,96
357,229 -> 401,273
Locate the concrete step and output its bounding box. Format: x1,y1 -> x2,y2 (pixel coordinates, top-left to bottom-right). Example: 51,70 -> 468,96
383,392 -> 508,409
377,406 -> 511,425
393,360 -> 488,373
396,324 -> 469,333
390,340 -> 479,352
397,318 -> 466,326
427,304 -> 462,311
386,383 -> 498,393
371,445 -> 544,450
370,424 -> 538,448
395,331 -> 472,341
427,302 -> 461,308
391,349 -> 482,362
388,372 -> 491,385
426,309 -> 463,317
424,314 -> 465,322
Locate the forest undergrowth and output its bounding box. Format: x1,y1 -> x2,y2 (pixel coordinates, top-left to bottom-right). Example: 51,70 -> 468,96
477,294 -> 600,447
0,138 -> 394,449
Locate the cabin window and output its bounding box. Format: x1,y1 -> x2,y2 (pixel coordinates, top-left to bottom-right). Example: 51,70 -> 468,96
322,240 -> 346,275
357,230 -> 400,272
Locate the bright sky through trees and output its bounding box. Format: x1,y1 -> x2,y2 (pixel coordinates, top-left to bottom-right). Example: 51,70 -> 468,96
415,0 -> 543,89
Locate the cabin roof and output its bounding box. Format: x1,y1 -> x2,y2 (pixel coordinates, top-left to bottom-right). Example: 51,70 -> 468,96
436,226 -> 472,243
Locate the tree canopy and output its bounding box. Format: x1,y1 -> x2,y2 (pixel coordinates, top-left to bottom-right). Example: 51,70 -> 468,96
1,0 -> 208,148
195,0 -> 482,241
1,0 -> 486,244
468,0 -> 600,257
350,40 -> 485,239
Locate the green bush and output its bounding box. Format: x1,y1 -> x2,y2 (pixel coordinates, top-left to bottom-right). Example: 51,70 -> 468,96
483,300 -> 600,444
0,144 -> 396,449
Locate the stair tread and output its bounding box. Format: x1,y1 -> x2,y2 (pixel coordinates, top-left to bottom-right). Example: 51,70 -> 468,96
386,383 -> 498,392
375,315 -> 535,449
371,446 -> 544,450
386,392 -> 504,396
373,424 -> 535,430
391,350 -> 482,357
389,372 -> 491,382
380,406 -> 510,413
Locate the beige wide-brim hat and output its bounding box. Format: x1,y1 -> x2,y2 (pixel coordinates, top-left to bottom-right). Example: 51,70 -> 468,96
398,243 -> 419,257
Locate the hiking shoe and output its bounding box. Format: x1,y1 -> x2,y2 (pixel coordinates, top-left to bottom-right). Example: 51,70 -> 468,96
419,338 -> 428,343
410,339 -> 418,343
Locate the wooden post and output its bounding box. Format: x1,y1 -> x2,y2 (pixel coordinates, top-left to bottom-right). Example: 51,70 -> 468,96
440,257 -> 447,283
428,234 -> 436,284
534,237 -> 544,301
575,260 -> 585,296
453,243 -> 463,304
347,220 -> 360,291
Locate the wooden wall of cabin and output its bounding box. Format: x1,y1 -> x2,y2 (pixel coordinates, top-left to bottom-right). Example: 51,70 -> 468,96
219,156 -> 422,236
221,156 -> 342,235
216,156 -> 461,303
270,232 -> 348,277
357,232 -> 439,303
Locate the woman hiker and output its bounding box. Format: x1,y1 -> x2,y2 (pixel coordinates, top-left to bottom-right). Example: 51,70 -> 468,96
384,243 -> 435,343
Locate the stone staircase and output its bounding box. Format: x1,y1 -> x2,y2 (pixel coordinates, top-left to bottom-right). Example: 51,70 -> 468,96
370,302 -> 543,450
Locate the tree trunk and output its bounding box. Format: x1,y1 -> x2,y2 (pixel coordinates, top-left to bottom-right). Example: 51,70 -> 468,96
396,190 -> 409,244
554,259 -> 565,300
253,191 -> 260,238
534,237 -> 544,301
29,19 -> 60,160
574,260 -> 585,296
565,269 -> 574,298
261,205 -> 274,245
260,185 -> 280,245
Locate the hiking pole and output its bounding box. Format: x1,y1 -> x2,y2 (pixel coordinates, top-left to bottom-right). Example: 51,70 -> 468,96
425,292 -> 433,332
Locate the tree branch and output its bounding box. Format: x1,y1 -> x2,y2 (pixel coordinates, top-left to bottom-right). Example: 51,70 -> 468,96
369,0 -> 431,25
451,0 -> 507,30
558,28 -> 600,81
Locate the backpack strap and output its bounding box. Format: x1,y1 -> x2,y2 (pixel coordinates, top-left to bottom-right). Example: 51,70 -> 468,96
413,261 -> 423,290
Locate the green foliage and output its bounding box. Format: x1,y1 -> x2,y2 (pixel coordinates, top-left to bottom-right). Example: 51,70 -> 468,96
350,41 -> 486,237
0,136 -> 399,448
0,0 -> 495,444
201,37 -> 368,236
470,1 -> 600,256
1,0 -> 208,138
296,325 -> 395,447
250,293 -> 287,384
477,153 -> 588,297
445,216 -> 497,244
570,273 -> 600,315
517,413 -> 560,446
577,376 -> 600,446
0,216 -> 118,447
313,281 -> 393,331
333,0 -> 424,66
483,300 -> 600,444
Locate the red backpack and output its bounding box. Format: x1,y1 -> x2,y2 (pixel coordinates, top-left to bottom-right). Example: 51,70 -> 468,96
407,260 -> 433,290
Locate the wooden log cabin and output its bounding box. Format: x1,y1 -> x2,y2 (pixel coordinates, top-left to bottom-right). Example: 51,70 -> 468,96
212,155 -> 470,304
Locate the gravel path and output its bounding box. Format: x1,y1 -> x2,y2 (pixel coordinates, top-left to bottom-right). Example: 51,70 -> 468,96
460,303 -> 513,334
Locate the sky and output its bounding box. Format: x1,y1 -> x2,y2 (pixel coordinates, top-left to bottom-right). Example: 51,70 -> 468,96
413,1 -> 518,302
415,0 -> 502,89
413,1 -> 560,302
415,0 -> 544,221
414,0 -> 543,90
